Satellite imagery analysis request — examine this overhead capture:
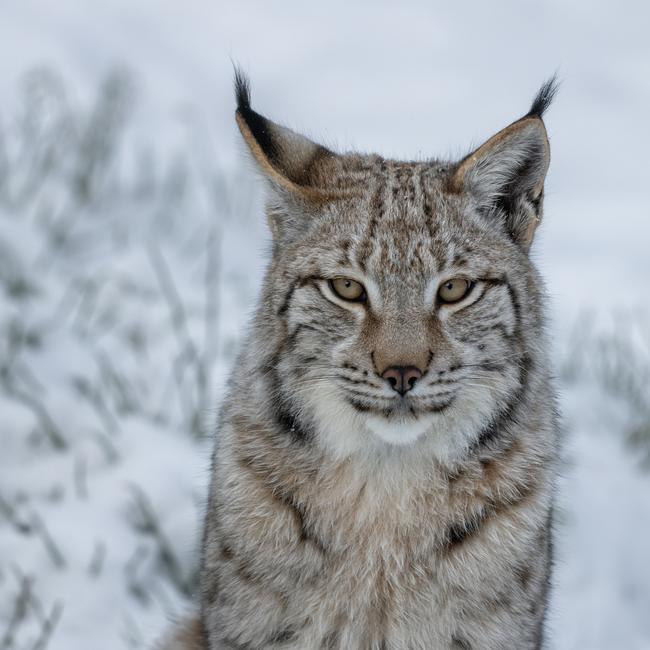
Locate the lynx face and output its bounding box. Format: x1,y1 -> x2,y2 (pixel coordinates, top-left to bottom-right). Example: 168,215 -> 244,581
237,74 -> 553,462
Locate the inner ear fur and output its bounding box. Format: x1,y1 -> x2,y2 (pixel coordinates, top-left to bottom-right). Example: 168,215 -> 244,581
450,117 -> 550,250
450,117 -> 550,198
449,78 -> 557,250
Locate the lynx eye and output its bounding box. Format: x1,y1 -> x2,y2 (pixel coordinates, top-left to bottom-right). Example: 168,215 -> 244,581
329,278 -> 367,303
438,279 -> 474,304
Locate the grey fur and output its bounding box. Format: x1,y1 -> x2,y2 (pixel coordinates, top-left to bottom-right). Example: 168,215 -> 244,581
160,75 -> 559,650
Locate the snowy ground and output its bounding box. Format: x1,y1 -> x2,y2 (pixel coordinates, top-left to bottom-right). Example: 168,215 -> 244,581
1,2 -> 649,649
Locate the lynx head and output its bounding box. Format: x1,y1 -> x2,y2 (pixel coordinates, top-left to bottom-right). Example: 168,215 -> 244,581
236,72 -> 556,464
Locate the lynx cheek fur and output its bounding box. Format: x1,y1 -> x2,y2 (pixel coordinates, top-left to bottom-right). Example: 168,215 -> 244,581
161,74 -> 560,650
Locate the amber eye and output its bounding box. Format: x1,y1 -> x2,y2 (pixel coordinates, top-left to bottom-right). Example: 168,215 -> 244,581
329,278 -> 367,302
438,279 -> 474,304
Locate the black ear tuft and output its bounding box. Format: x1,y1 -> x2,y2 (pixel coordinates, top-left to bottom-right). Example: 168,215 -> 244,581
234,67 -> 252,113
526,75 -> 560,119
233,68 -> 280,164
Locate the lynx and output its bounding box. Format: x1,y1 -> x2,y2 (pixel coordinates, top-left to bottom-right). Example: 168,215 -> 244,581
159,72 -> 560,650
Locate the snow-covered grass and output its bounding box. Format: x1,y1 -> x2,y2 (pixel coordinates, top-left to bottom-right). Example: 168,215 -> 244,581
1,2 -> 649,649
0,70 -> 265,649
551,317 -> 650,648
561,314 -> 650,466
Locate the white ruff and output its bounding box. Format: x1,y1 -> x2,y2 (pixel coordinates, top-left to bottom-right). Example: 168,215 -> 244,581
364,414 -> 434,446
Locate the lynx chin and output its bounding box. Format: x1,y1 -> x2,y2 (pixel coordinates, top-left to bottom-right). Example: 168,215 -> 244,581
158,72 -> 560,650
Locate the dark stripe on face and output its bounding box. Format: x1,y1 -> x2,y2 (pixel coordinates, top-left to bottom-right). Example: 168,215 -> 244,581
263,346 -> 313,444
338,376 -> 383,390
338,238 -> 352,267
345,385 -> 388,401
470,276 -> 530,450
418,166 -> 436,242
286,323 -> 320,347
475,352 -> 532,449
287,320 -> 347,349
356,168 -> 387,269
420,398 -> 455,413
479,278 -> 519,316
425,376 -> 460,386
504,281 -> 522,327
276,280 -> 297,316
346,397 -> 373,413
470,279 -> 517,325
276,275 -> 320,319
475,394 -> 518,449
346,398 -> 393,419
459,322 -> 514,344
477,361 -> 507,373
345,393 -> 393,413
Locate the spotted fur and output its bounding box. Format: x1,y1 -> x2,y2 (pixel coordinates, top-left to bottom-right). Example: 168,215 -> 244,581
161,74 -> 560,650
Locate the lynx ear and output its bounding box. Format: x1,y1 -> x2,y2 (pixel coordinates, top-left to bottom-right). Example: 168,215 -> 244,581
450,78 -> 558,250
234,71 -> 334,203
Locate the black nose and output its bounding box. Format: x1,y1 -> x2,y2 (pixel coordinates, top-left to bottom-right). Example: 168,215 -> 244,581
381,366 -> 422,396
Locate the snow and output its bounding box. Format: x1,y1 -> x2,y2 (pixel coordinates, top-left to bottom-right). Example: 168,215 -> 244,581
553,387 -> 650,649
0,2 -> 649,648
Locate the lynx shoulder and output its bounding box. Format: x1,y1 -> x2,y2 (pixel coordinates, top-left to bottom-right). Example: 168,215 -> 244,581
162,74 -> 560,650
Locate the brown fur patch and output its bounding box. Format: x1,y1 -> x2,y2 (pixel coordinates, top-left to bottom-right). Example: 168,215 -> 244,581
156,617 -> 207,650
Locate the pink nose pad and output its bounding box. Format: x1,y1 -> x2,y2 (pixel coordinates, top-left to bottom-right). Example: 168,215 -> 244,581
381,366 -> 423,395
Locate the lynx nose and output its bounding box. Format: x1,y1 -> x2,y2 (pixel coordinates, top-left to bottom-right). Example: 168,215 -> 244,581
381,366 -> 422,396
